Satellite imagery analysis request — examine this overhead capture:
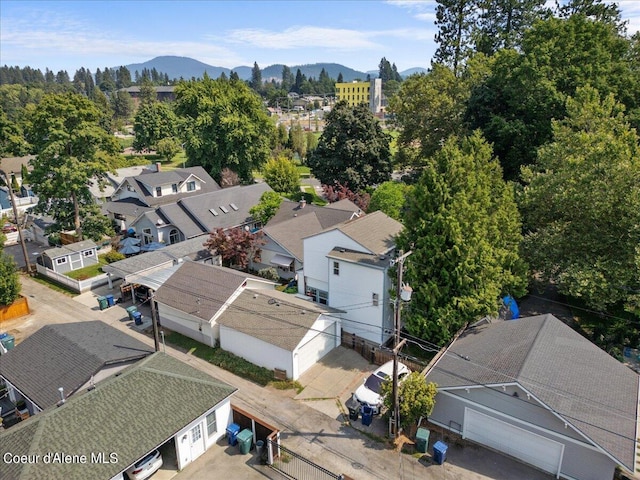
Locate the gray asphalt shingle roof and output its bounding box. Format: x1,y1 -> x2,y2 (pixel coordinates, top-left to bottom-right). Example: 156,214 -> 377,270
42,240 -> 97,259
154,262 -> 266,321
216,289 -> 341,351
0,353 -> 236,480
426,314 -> 639,472
0,322 -> 153,409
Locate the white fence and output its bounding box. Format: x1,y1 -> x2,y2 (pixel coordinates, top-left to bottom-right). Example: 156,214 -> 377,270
35,264 -> 110,293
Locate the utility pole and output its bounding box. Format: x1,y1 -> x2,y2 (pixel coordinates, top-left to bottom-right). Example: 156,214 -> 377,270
149,289 -> 160,352
391,250 -> 412,440
2,170 -> 32,274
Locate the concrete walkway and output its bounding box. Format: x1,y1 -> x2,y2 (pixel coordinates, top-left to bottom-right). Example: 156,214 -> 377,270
2,275 -> 554,480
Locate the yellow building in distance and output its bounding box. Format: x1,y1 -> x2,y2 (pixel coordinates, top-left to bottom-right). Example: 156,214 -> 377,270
335,78 -> 382,114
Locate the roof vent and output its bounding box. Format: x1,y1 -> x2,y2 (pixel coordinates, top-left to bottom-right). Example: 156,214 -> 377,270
300,310 -> 306,315
339,248 -> 346,253
209,208 -> 219,216
268,298 -> 276,305
379,255 -> 386,260
253,293 -> 259,299
230,203 -> 239,211
219,206 -> 229,214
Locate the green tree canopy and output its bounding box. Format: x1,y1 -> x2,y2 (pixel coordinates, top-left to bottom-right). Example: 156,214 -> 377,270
174,76 -> 275,183
0,253 -> 21,306
368,181 -> 411,221
28,92 -> 121,240
308,101 -> 392,191
397,132 -> 527,345
133,101 -> 179,152
262,156 -> 300,195
249,191 -> 283,225
520,87 -> 640,313
381,372 -> 438,430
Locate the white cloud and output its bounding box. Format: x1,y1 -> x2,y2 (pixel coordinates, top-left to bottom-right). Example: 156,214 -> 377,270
222,26 -> 381,50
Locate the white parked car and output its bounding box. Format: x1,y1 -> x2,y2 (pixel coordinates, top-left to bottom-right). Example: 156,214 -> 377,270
355,360 -> 411,414
125,449 -> 162,480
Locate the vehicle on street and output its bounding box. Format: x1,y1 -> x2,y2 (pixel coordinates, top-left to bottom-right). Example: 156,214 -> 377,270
354,360 -> 410,414
125,449 -> 163,480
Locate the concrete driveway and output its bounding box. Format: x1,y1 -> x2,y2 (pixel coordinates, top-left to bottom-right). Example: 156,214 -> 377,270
2,275 -> 553,480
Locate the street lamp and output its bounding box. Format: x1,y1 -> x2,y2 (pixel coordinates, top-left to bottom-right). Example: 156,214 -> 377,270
1,169 -> 32,274
390,250 -> 412,440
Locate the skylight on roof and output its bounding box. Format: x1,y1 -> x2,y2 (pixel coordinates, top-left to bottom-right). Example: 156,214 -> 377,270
219,206 -> 229,214
209,208 -> 219,216
230,203 -> 239,211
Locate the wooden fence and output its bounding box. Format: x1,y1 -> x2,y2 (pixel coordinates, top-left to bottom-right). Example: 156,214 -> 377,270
341,330 -> 427,373
0,296 -> 30,323
35,264 -> 110,293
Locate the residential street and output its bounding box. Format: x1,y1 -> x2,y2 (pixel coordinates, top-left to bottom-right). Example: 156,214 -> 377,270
1,274 -> 553,480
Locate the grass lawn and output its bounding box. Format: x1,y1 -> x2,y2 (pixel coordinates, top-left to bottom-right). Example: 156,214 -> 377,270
65,254 -> 109,280
30,273 -> 77,296
164,331 -> 302,391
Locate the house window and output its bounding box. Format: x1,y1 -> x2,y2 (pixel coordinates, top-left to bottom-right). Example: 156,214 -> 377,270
333,261 -> 339,276
307,287 -> 328,305
83,250 -> 94,257
206,411 -> 217,437
191,423 -> 202,443
142,228 -> 153,245
372,293 -> 379,306
172,183 -> 178,193
155,186 -> 162,197
56,257 -> 67,265
169,229 -> 180,244
187,181 -> 196,191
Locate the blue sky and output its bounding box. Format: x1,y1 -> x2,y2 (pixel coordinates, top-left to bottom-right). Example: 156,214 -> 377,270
1,0 -> 639,75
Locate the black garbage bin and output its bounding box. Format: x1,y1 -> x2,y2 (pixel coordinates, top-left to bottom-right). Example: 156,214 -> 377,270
361,405 -> 373,426
345,396 -> 359,421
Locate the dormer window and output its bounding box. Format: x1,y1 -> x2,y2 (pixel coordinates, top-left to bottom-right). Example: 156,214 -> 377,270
187,181 -> 196,191
172,183 -> 178,193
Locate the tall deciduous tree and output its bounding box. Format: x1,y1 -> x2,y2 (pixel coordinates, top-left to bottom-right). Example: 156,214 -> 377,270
262,156 -> 300,194
174,75 -> 274,183
520,87 -> 640,314
133,101 -> 179,152
308,101 -> 392,191
397,132 -> 527,345
28,92 -> 121,240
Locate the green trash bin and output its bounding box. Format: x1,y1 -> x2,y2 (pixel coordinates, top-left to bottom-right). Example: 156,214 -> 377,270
125,306 -> 138,321
237,429 -> 253,455
97,296 -> 108,311
416,427 -> 430,453
0,333 -> 15,351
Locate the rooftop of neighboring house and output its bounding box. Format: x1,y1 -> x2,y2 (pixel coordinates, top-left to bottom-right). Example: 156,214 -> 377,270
154,261 -> 274,322
216,289 -> 342,351
425,313 -> 639,473
0,352 -> 236,480
307,210 -> 403,255
0,321 -> 153,410
263,199 -> 361,261
41,240 -> 97,259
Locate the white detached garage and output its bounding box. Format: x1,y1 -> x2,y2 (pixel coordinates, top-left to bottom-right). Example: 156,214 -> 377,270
217,289 -> 342,380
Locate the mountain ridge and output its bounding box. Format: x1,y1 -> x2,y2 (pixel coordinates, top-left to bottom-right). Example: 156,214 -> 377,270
121,56 -> 426,82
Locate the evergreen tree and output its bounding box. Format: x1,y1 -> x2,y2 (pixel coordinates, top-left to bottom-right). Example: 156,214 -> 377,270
337,72 -> 344,83
396,132 -> 527,345
433,0 -> 478,75
250,62 -> 263,93
282,65 -> 294,91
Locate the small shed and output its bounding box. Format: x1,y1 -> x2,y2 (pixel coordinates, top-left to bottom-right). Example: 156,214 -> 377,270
40,240 -> 98,274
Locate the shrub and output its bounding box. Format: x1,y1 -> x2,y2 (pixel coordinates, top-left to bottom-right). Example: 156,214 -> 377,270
103,250 -> 126,264
258,267 -> 280,281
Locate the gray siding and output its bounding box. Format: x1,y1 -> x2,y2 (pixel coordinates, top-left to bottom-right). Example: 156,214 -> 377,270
430,389 -> 617,480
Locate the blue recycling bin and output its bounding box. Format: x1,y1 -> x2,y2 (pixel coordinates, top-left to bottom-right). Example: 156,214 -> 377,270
105,294 -> 115,307
132,311 -> 143,325
433,441 -> 448,465
226,423 -> 241,446
361,405 -> 373,426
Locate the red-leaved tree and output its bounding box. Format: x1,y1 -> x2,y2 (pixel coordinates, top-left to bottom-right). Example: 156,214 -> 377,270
322,182 -> 370,212
203,227 -> 265,270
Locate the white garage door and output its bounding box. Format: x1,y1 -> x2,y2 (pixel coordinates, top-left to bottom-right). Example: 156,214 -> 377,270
297,322 -> 336,376
464,408 -> 564,477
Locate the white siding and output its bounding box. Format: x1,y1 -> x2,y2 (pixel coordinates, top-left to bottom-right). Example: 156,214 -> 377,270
158,303 -> 217,347
294,316 -> 339,377
328,259 -> 391,345
220,325 -> 294,378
